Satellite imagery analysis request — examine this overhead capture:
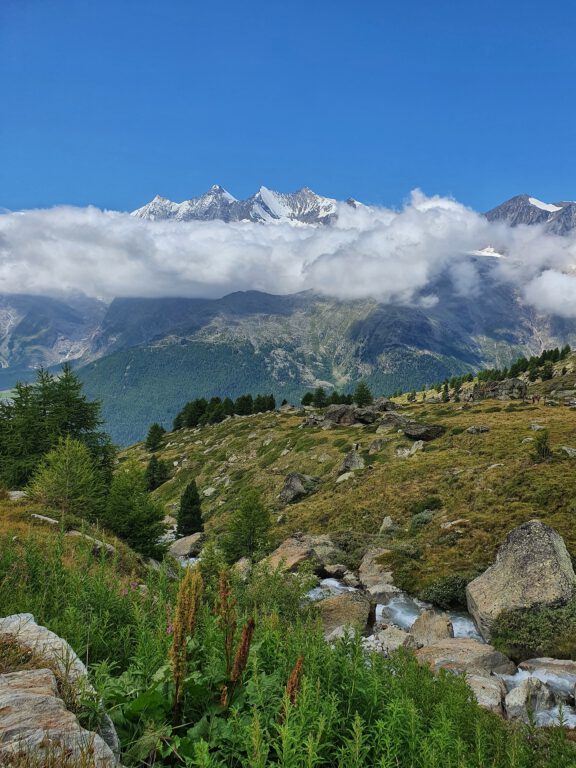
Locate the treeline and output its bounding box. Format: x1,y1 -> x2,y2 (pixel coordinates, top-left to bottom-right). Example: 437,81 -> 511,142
477,345 -> 572,383
0,365 -> 166,558
301,381 -> 374,408
173,393 -> 276,430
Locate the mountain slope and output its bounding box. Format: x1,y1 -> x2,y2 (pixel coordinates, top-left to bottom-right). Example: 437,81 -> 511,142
485,194 -> 576,234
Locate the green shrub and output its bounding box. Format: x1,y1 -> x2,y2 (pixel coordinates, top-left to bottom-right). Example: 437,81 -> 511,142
411,510 -> 434,529
492,598 -> 576,662
409,495 -> 443,516
420,574 -> 474,610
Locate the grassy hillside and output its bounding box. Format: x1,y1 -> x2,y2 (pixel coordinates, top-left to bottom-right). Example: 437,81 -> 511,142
123,369 -> 576,597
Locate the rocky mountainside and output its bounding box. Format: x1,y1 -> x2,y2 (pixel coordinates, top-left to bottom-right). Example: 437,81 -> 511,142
131,184 -> 340,224
485,194 -> 576,234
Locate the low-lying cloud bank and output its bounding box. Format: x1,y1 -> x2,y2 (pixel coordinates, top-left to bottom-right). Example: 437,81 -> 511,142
1,190 -> 576,315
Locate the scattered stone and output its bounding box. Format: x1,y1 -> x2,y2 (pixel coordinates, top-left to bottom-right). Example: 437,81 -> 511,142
232,557 -> 252,582
530,423 -> 546,431
467,674 -> 506,715
504,678 -> 554,723
561,446 -> 576,458
440,518 -> 469,530
339,450 -> 365,474
369,439 -> 386,454
363,625 -> 416,654
280,448 -> 291,456
30,513 -> 59,525
8,490 -> 26,501
411,610 -> 453,647
466,520 -> 576,640
416,638 -> 516,675
336,471 -> 353,484
359,548 -> 399,602
317,591 -> 373,639
66,531 -> 116,558
168,532 -> 205,559
466,425 -> 490,434
521,437 -> 535,444
317,452 -> 331,463
396,440 -> 424,458
278,472 -> 320,504
203,486 -> 217,497
379,515 -> 395,533
403,422 -> 446,442
487,463 -> 503,470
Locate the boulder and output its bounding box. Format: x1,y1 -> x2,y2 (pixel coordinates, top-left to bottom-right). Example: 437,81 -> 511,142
466,425 -> 490,434
561,446 -> 576,458
324,404 -> 357,425
466,520 -> 576,640
336,471 -> 353,484
168,532 -> 205,559
369,438 -> 386,454
379,515 -> 395,533
265,533 -> 338,573
504,678 -> 554,722
339,450 -> 365,474
373,397 -> 398,412
467,674 -> 506,715
376,413 -> 409,433
317,591 -> 373,638
403,422 -> 446,441
411,609 -> 454,647
358,548 -> 399,602
232,557 -> 252,582
396,440 -> 424,458
472,378 -> 527,401
278,472 -> 320,504
8,490 -> 26,501
415,638 -> 516,675
530,423 -> 546,431
519,658 -> 576,699
363,625 -> 417,655
0,668 -> 118,767
353,407 -> 378,424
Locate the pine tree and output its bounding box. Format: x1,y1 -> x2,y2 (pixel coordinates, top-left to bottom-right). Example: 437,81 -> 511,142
353,381 -> 373,406
442,382 -> 450,402
177,480 -> 203,536
102,463 -> 167,557
145,455 -> 170,491
145,423 -> 166,451
301,392 -> 314,406
312,387 -> 327,408
27,436 -> 104,521
222,490 -> 270,563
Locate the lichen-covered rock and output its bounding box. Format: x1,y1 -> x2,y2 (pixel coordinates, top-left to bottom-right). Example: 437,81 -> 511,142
467,674 -> 506,715
339,450 -> 365,473
317,591 -> 373,638
278,472 -> 320,504
0,669 -> 118,767
415,638 -> 516,675
411,610 -> 453,647
466,520 -> 576,640
265,533 -> 338,573
403,422 -> 446,441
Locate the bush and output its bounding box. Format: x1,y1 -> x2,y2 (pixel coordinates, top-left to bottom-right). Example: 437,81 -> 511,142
411,510 -> 434,529
532,430 -> 553,463
492,598 -> 576,662
420,574 -> 474,611
222,489 -> 271,563
409,495 -> 443,516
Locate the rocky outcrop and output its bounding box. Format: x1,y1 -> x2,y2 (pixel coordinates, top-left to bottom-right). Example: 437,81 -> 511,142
265,533 -> 339,573
0,668 -> 118,767
466,520 -> 576,640
318,591 -> 373,639
504,678 -> 554,723
472,378 -> 528,401
376,413 -> 409,433
467,674 -> 506,715
278,472 -> 320,504
339,450 -> 365,474
411,610 -> 453,647
518,658 -> 576,698
358,549 -> 399,602
402,422 -> 446,442
363,625 -> 416,654
0,614 -> 120,765
168,532 -> 205,559
415,638 -> 516,675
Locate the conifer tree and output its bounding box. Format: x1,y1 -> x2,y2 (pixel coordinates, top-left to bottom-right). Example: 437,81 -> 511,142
145,455 -> 170,490
177,479 -> 203,537
353,381 -> 373,406
145,423 -> 166,451
222,490 -> 270,563
312,387 -> 327,408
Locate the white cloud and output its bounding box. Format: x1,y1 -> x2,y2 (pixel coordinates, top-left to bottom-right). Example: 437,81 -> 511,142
1,191 -> 576,315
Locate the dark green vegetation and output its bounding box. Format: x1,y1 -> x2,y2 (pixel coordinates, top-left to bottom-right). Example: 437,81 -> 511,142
492,599 -> 576,662
174,392 -> 276,430
0,508 -> 574,767
177,479 -> 204,536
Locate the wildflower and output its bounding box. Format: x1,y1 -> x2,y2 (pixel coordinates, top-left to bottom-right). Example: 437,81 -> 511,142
170,567 -> 203,723
230,617 -> 255,683
286,656 -> 303,705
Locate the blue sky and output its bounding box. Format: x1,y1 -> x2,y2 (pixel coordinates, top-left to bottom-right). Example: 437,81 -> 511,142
1,0 -> 575,212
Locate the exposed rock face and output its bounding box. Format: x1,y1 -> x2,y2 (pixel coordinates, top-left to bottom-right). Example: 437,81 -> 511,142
317,591 -> 373,639
0,668 -> 118,767
339,450 -> 365,474
265,533 -> 338,573
168,532 -> 205,559
504,678 -> 554,722
415,638 -> 516,675
466,520 -> 576,640
278,472 -> 320,504
363,625 -> 416,654
0,615 -> 120,764
411,610 -> 454,647
472,378 -> 527,401
358,549 -> 399,602
467,674 -> 506,715
402,422 -> 446,441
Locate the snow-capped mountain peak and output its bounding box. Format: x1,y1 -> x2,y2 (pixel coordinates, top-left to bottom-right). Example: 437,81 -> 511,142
485,193 -> 576,234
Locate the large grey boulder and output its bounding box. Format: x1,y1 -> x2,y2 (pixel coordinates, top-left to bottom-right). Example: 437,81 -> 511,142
403,422 -> 446,441
339,450 -> 365,474
466,520 -> 576,640
472,378 -> 528,401
0,669 -> 118,767
318,591 -> 373,639
323,404 -> 357,425
363,625 -> 416,655
416,638 -> 516,675
467,674 -> 506,715
168,532 -> 205,559
518,658 -> 576,699
278,472 -> 320,504
504,678 -> 554,722
376,413 -> 409,433
265,533 -> 338,573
